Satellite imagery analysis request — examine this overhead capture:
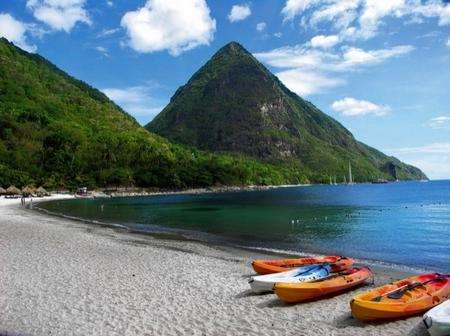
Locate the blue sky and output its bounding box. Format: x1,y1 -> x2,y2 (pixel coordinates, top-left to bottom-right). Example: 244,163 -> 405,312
1,0 -> 450,179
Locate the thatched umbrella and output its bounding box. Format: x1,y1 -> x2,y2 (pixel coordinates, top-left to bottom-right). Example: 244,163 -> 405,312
0,187 -> 6,195
36,186 -> 50,197
22,186 -> 36,197
6,186 -> 21,196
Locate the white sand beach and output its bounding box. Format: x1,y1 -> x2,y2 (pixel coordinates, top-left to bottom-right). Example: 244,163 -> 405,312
0,196 -> 430,336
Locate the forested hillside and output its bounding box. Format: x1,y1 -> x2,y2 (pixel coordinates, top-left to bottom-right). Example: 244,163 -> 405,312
0,38 -> 307,189
147,42 -> 426,182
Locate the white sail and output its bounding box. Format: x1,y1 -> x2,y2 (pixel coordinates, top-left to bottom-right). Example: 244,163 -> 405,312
348,162 -> 354,185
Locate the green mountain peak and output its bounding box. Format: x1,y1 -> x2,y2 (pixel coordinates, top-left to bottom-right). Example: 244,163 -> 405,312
146,42 -> 427,182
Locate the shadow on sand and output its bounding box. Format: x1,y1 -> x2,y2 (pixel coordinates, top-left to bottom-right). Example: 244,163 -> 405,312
240,273 -> 256,278
333,312 -> 429,336
256,297 -> 291,308
235,289 -> 273,299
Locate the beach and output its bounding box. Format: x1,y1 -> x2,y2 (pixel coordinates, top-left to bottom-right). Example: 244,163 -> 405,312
0,196 -> 429,336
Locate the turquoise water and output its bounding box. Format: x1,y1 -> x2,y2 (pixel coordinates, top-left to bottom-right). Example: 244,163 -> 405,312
39,181 -> 450,272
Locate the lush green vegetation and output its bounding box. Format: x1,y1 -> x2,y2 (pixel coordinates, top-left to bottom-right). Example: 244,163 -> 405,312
0,38 -> 425,190
0,38 -> 309,189
147,42 -> 427,183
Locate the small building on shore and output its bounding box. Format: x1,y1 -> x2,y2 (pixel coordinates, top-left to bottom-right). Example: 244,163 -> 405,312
36,187 -> 50,197
6,186 -> 22,198
22,186 -> 36,197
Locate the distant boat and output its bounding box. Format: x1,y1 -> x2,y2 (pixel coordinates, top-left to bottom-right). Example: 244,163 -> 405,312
372,179 -> 389,184
348,162 -> 355,185
329,176 -> 338,185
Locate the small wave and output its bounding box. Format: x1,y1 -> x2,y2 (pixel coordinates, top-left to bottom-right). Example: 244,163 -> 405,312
233,244 -> 436,274
34,206 -> 130,231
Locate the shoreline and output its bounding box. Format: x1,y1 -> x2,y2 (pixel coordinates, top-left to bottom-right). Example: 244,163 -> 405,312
32,197 -> 432,276
74,183 -> 313,199
37,179 -> 434,199
1,195 -> 430,335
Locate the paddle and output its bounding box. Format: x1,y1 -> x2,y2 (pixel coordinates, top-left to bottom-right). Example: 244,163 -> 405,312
308,268 -> 356,283
372,275 -> 447,302
294,264 -> 329,277
284,256 -> 346,269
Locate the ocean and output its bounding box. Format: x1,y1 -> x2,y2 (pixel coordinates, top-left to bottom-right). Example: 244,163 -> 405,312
38,180 -> 450,272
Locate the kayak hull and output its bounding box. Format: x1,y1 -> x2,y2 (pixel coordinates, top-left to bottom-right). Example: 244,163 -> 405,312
249,265 -> 331,294
274,267 -> 373,303
426,321 -> 450,336
351,299 -> 432,321
252,256 -> 353,275
423,300 -> 450,336
351,273 -> 450,321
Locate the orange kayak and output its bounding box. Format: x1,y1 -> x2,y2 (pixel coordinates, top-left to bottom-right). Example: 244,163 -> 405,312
351,273 -> 450,321
252,256 -> 354,275
275,267 -> 373,303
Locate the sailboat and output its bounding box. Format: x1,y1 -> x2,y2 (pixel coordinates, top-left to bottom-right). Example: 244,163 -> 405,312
348,162 -> 355,185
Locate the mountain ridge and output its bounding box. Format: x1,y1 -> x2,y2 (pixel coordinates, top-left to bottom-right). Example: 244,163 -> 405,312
147,41 -> 426,182
0,38 -> 308,189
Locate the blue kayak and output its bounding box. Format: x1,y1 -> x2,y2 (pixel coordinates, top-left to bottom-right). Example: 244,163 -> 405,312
249,264 -> 332,293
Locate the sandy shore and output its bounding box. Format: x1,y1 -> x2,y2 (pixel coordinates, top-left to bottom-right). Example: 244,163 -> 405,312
0,195 -> 429,336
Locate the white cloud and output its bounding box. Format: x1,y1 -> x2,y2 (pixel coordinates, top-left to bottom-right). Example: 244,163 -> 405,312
335,45 -> 414,71
427,116 -> 450,129
97,28 -> 120,38
255,43 -> 413,95
281,0 -> 320,22
121,0 -> 216,56
447,38 -> 450,47
255,46 -> 332,69
277,69 -> 344,96
228,4 -> 251,23
331,97 -> 390,117
106,1 -> 113,7
357,0 -> 406,39
256,22 -> 267,32
281,0 -> 450,41
310,0 -> 360,30
0,13 -> 36,52
102,86 -> 163,123
255,44 -> 413,71
389,143 -> 450,155
95,46 -> 108,57
411,1 -> 450,26
387,142 -> 450,179
26,0 -> 91,32
310,34 -> 339,49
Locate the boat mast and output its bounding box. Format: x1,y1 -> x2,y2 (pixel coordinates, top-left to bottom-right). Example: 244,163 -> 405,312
348,161 -> 353,184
